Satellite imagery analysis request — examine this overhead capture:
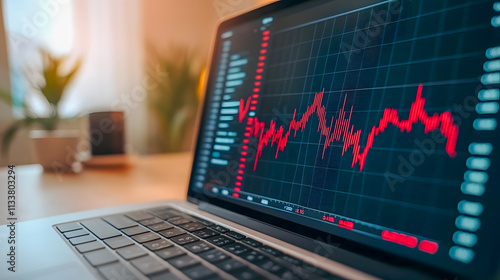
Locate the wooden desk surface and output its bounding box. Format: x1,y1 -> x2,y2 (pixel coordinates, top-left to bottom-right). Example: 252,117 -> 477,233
0,153 -> 192,223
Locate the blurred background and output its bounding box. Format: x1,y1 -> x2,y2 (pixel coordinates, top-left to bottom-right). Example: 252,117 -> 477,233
0,0 -> 273,166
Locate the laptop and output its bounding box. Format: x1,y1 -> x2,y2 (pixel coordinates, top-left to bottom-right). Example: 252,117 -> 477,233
5,0 -> 500,279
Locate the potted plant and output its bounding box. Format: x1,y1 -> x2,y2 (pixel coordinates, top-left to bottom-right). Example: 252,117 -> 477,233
1,48 -> 82,171
147,47 -> 204,153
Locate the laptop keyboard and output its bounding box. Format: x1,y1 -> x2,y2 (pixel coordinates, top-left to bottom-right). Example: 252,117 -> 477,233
55,207 -> 343,280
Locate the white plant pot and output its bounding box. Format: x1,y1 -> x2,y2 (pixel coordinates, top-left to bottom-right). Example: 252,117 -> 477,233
30,130 -> 82,172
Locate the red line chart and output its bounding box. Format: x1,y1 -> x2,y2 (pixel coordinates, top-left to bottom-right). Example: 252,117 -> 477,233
238,84 -> 459,171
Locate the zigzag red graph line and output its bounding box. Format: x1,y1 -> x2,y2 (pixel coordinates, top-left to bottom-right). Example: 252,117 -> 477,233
238,84 -> 459,171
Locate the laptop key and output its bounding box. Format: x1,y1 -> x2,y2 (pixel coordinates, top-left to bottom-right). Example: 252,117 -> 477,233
70,235 -> 96,245
231,269 -> 265,280
103,215 -> 137,229
116,244 -> 148,260
281,254 -> 302,266
258,259 -> 285,275
184,240 -> 214,254
143,238 -> 174,251
75,241 -> 105,253
56,223 -> 82,233
279,269 -> 302,280
151,208 -> 181,216
148,222 -> 173,232
155,246 -> 185,260
149,271 -> 181,280
241,250 -> 268,264
126,211 -> 155,221
199,249 -> 230,263
168,217 -> 193,225
215,258 -> 246,272
192,217 -> 215,227
130,255 -> 168,276
259,245 -> 282,257
122,226 -> 149,236
206,235 -> 234,246
181,264 -> 216,280
171,234 -> 199,245
63,229 -> 89,239
179,222 -> 206,232
83,248 -> 118,267
154,211 -> 178,220
132,232 -> 161,243
222,243 -> 250,256
205,276 -> 225,280
192,228 -> 219,239
168,254 -> 199,269
81,219 -> 122,240
104,236 -> 134,249
139,217 -> 164,226
226,231 -> 246,240
241,238 -> 262,248
210,225 -> 229,233
159,227 -> 186,238
98,262 -> 140,280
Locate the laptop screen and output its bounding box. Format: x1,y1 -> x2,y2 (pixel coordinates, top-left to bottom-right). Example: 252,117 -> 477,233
188,0 -> 500,278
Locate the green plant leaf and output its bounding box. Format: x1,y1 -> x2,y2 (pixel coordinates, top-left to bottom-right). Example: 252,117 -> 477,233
1,122 -> 20,155
35,48 -> 82,107
0,89 -> 12,105
146,46 -> 203,152
1,118 -> 34,155
60,58 -> 82,92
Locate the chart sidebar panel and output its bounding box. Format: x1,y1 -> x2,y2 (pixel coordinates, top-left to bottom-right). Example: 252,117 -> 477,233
192,18 -> 274,197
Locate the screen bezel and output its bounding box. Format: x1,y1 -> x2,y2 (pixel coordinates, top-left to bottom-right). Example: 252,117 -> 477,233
186,0 -> 498,279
